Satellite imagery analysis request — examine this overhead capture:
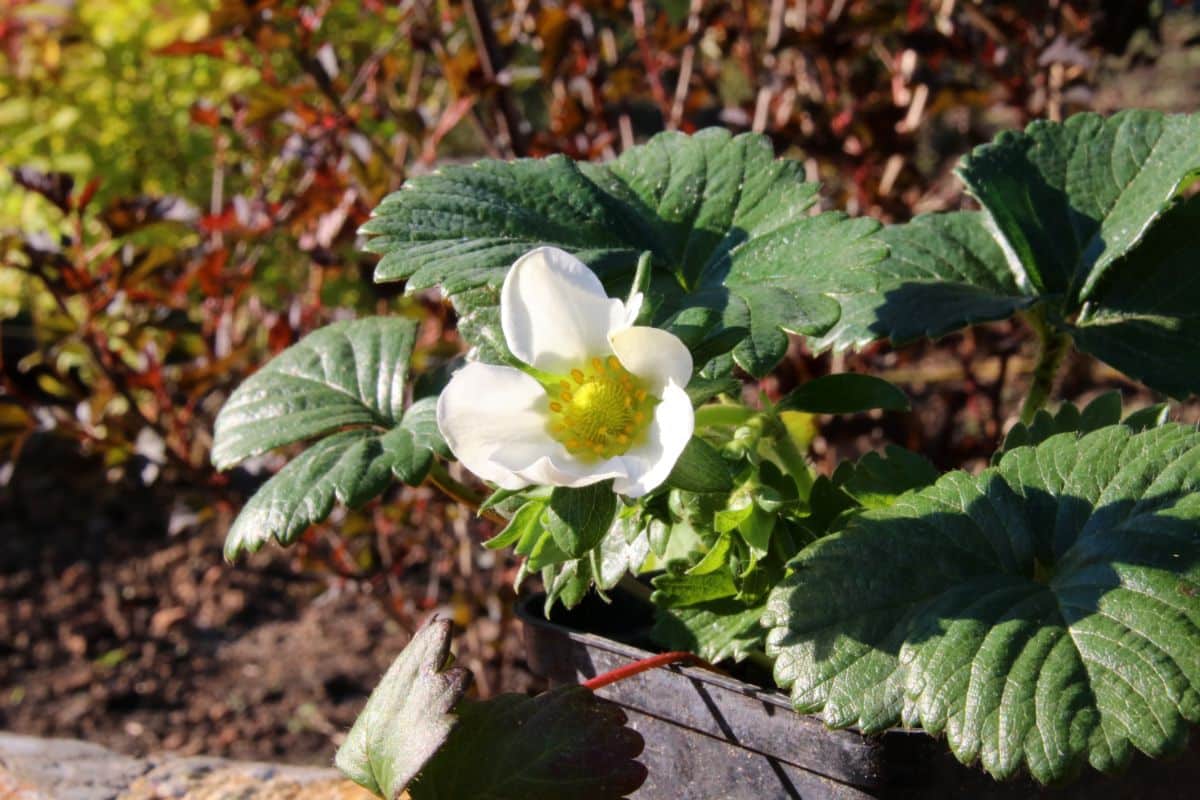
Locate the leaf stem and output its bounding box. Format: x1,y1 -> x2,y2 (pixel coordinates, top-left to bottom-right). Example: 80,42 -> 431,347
1018,308 -> 1073,426
426,460 -> 507,525
760,395 -> 814,497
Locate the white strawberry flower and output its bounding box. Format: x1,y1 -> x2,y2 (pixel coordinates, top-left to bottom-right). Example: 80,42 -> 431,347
436,247 -> 694,498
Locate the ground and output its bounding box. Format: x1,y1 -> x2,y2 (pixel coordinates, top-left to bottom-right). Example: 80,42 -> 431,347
0,437 -> 536,764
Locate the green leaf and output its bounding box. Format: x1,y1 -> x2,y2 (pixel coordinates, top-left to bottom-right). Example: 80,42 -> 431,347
364,128 -> 886,377
336,618 -> 470,800
411,687 -> 646,800
685,532 -> 733,575
995,392 -> 1168,463
213,319 -> 448,558
1122,403 -> 1170,432
665,436 -> 734,493
814,211 -> 1030,351
779,373 -> 910,414
541,511 -> 652,611
213,318 -> 417,469
483,497 -> 545,550
546,483 -> 619,558
222,397 -> 445,559
957,110 -> 1200,299
1078,390 -> 1123,431
1065,196 -> 1200,398
651,597 -> 767,664
815,111 -> 1200,399
835,445 -> 938,509
764,423 -> 1200,784
684,374 -> 741,406
651,563 -> 738,608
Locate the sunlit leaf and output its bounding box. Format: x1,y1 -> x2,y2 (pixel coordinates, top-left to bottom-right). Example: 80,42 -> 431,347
766,423 -> 1200,784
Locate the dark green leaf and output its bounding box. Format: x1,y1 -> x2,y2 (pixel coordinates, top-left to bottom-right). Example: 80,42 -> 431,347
213,318 -> 416,469
651,564 -> 737,608
665,436 -> 734,493
479,486 -> 525,513
214,319 -> 445,558
336,619 -> 470,800
814,211 -> 1029,352
651,598 -> 767,664
1065,196 -> 1200,398
779,373 -> 910,414
684,374 -> 741,406
765,423 -> 1200,784
483,498 -> 545,550
798,475 -> 857,540
223,397 -> 445,559
542,559 -> 595,612
364,128 -> 885,377
1122,403 -> 1170,432
995,393 -> 1164,463
816,112 -> 1200,399
541,511 -> 652,612
412,687 -> 646,800
546,483 -> 619,558
957,110 -> 1200,299
836,446 -> 938,509
1078,391 -> 1123,431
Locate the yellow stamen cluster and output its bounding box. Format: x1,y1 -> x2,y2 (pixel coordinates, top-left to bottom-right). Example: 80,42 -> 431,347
547,355 -> 657,460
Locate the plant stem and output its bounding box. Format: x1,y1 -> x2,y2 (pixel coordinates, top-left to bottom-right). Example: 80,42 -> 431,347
582,651 -> 707,691
425,460 -> 507,525
1019,309 -> 1073,425
759,396 -> 814,497
771,428 -> 815,497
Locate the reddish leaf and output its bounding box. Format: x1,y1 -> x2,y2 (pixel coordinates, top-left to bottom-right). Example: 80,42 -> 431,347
10,167 -> 74,213
155,38 -> 227,58
189,102 -> 222,127
102,196 -> 199,235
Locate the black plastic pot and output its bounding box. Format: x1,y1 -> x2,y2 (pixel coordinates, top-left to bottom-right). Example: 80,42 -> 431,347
517,590 -> 1200,800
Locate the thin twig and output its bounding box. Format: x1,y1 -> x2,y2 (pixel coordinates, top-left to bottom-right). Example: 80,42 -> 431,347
462,0 -> 527,156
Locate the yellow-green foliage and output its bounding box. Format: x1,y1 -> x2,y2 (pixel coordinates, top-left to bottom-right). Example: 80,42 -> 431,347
0,0 -> 258,229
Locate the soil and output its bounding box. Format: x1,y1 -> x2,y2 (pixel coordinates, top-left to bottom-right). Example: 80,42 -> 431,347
0,436 -> 539,764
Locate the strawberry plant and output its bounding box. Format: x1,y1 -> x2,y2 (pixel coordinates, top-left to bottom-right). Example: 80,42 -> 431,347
215,112 -> 1200,797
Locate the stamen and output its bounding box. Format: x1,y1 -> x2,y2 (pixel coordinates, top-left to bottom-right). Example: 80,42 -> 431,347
544,356 -> 659,461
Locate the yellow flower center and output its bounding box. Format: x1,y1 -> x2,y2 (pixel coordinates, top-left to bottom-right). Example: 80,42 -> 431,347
547,356 -> 657,460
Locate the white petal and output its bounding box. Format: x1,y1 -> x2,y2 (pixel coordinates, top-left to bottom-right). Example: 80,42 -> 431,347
496,450 -> 630,490
501,247 -> 626,374
436,363 -> 555,490
612,381 -> 694,498
608,326 -> 694,395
